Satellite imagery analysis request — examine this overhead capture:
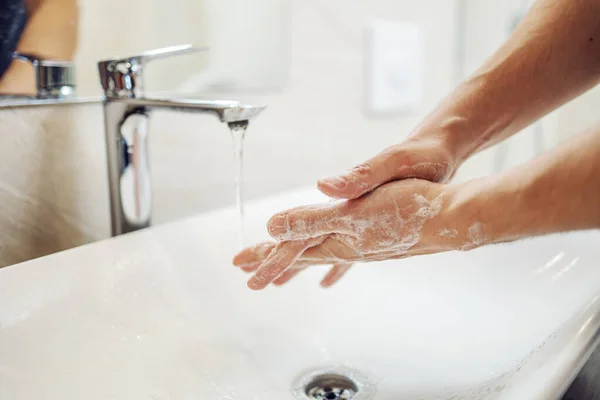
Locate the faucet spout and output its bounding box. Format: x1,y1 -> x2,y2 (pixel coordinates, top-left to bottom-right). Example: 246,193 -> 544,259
118,97 -> 266,123
102,97 -> 265,236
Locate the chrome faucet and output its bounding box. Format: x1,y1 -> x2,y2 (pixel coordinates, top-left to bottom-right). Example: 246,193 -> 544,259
10,51 -> 76,99
98,44 -> 266,236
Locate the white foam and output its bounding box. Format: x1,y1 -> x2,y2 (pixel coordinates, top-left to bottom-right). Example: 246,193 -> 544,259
439,228 -> 458,238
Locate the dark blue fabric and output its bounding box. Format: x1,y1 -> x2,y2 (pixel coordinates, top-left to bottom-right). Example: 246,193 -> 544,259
0,0 -> 27,79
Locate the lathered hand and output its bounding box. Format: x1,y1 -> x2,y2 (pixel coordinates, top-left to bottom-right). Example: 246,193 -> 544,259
234,179 -> 476,290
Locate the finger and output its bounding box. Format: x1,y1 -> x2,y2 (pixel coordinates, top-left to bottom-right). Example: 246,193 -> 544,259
248,236 -> 326,290
300,235 -> 357,263
317,146 -> 402,199
320,263 -> 352,288
273,268 -> 304,286
267,204 -> 352,241
233,242 -> 275,267
317,145 -> 452,200
241,263 -> 261,273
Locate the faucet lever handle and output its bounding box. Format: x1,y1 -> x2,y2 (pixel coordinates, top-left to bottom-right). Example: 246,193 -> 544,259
130,44 -> 203,64
98,44 -> 207,99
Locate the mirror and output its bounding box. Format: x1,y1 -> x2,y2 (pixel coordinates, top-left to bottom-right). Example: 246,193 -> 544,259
0,0 -> 290,104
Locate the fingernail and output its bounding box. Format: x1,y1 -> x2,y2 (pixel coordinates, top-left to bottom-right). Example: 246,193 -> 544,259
319,176 -> 347,189
267,215 -> 286,236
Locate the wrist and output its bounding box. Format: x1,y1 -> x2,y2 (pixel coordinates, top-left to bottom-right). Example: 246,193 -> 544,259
409,117 -> 467,165
429,174 -> 526,251
412,74 -> 517,163
442,126 -> 600,249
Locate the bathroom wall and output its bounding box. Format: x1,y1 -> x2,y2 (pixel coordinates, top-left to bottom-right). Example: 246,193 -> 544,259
455,0 -> 599,179
75,0 -> 208,95
0,0 -> 598,268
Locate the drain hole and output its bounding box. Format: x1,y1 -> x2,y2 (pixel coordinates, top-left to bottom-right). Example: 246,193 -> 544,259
305,374 -> 358,400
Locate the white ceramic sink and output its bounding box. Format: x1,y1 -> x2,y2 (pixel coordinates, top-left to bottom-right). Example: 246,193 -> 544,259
0,187 -> 599,400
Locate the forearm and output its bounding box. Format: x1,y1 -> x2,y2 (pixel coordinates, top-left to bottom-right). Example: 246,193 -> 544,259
19,0 -> 78,60
414,0 -> 600,162
0,0 -> 78,94
449,124 -> 600,247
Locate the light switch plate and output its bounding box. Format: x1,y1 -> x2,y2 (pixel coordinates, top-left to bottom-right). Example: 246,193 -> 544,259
365,20 -> 423,116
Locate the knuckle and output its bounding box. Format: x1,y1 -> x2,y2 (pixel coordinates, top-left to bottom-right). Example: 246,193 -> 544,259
374,145 -> 414,178
388,146 -> 412,169
293,206 -> 331,236
352,162 -> 372,175
350,162 -> 374,178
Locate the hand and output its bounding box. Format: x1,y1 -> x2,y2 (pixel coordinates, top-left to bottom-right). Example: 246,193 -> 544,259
233,179 -> 478,290
317,134 -> 458,200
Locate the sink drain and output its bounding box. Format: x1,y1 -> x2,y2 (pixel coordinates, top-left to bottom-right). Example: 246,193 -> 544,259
305,374 -> 358,400
292,367 -> 376,400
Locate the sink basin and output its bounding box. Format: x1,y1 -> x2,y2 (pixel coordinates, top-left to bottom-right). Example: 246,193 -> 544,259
0,187 -> 598,400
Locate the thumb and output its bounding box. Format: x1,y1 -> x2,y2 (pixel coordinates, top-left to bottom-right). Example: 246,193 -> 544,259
317,146 -> 406,199
318,145 -> 452,199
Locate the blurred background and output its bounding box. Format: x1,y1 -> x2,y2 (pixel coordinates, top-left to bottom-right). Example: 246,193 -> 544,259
0,0 -> 599,266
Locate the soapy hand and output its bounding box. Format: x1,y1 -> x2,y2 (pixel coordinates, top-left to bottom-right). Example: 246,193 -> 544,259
233,179 -> 471,290
317,135 -> 458,200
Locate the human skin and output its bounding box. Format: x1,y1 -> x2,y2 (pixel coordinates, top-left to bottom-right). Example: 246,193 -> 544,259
0,0 -> 78,94
234,0 -> 600,289
234,124 -> 600,289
